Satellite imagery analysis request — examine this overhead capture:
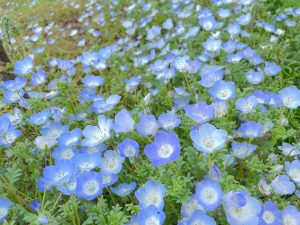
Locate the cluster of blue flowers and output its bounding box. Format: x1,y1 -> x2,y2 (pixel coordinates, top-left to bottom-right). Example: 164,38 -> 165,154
1,0 -> 300,224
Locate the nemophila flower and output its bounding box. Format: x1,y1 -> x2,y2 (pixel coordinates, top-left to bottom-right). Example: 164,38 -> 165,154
1,76 -> 27,92
285,160 -> 300,185
258,177 -> 272,196
245,69 -> 264,85
278,142 -> 300,157
195,180 -> 223,211
259,200 -> 282,225
282,205 -> 300,225
231,142 -> 257,159
112,109 -> 135,134
223,41 -> 237,54
198,65 -> 224,88
271,175 -> 295,196
173,55 -> 190,73
30,68 -> 46,86
267,92 -> 283,107
223,190 -> 247,208
13,56 -> 34,75
0,116 -> 10,136
208,80 -> 235,100
100,173 -> 118,188
135,179 -> 166,211
199,16 -> 218,31
181,194 -> 205,218
264,62 -> 281,76
81,75 -> 104,89
163,18 -> 173,30
279,86 -> 300,109
52,146 -> 76,161
28,109 -> 51,125
92,94 -> 121,113
117,138 -> 139,158
202,37 -> 222,53
212,100 -> 229,117
0,198 -> 13,223
235,121 -> 264,138
42,159 -> 75,186
136,205 -> 165,225
184,101 -> 215,124
217,8 -> 231,19
125,76 -> 141,92
38,215 -> 49,224
30,199 -> 41,212
136,114 -> 159,136
236,13 -> 252,25
57,59 -> 74,71
263,22 -> 276,33
190,123 -> 227,153
144,131 -> 180,167
146,25 -> 161,40
226,23 -> 241,38
75,172 -> 103,200
111,182 -> 137,197
100,150 -> 124,175
75,153 -> 101,172
235,95 -> 258,114
81,115 -> 112,147
158,110 -> 181,131
187,210 -> 216,225
0,125 -> 22,148
57,128 -> 81,147
223,191 -> 261,225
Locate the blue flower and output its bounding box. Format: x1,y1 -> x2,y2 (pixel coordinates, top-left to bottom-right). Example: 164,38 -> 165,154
136,114 -> 159,136
135,179 -> 166,211
57,59 -> 74,71
231,142 -> 257,159
57,178 -> 77,195
208,80 -> 235,100
81,75 -> 104,89
181,194 -> 205,218
184,101 -> 215,124
245,69 -> 264,85
75,153 -> 101,172
222,190 -> 247,208
100,173 -> 118,188
125,76 -> 141,92
271,175 -> 295,196
112,109 -> 135,134
100,150 -> 124,175
42,159 -> 75,186
81,115 -> 112,147
199,16 -> 218,31
75,172 -> 103,200
264,62 -> 281,76
0,125 -> 21,148
226,23 -> 241,38
285,160 -> 300,185
0,198 -> 13,223
117,138 -> 139,158
187,210 -> 216,225
235,95 -> 258,114
195,180 -> 223,211
13,56 -> 34,75
57,128 -> 81,147
30,199 -> 41,212
136,205 -> 165,225
111,182 -> 137,197
30,68 -> 47,86
91,95 -> 121,113
28,109 -> 51,125
235,121 -> 264,138
1,76 -> 27,91
223,191 -> 261,225
259,200 -> 282,225
282,205 -> 300,225
158,110 -> 181,131
0,116 -> 10,136
190,123 -> 227,153
144,131 -> 180,167
278,142 -> 300,157
279,85 -> 300,109
202,37 -> 222,53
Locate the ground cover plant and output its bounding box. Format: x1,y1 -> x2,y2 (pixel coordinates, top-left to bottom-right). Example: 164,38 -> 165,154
0,0 -> 300,224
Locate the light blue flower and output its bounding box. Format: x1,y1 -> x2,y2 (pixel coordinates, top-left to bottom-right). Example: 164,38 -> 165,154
271,175 -> 295,196
112,109 -> 135,134
13,56 -> 34,75
100,150 -> 124,175
75,172 -> 103,200
111,182 -> 137,197
285,160 -> 300,185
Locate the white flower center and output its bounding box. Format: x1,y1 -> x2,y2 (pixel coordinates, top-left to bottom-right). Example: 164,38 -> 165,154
217,89 -> 229,99
283,215 -> 297,225
158,144 -> 174,158
284,97 -> 294,106
83,180 -> 99,196
144,191 -> 161,207
0,207 -> 8,218
288,168 -> 300,182
200,187 -> 218,204
104,158 -> 117,170
202,136 -> 216,149
262,211 -> 275,224
125,146 -> 135,157
145,216 -> 160,225
228,204 -> 251,221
